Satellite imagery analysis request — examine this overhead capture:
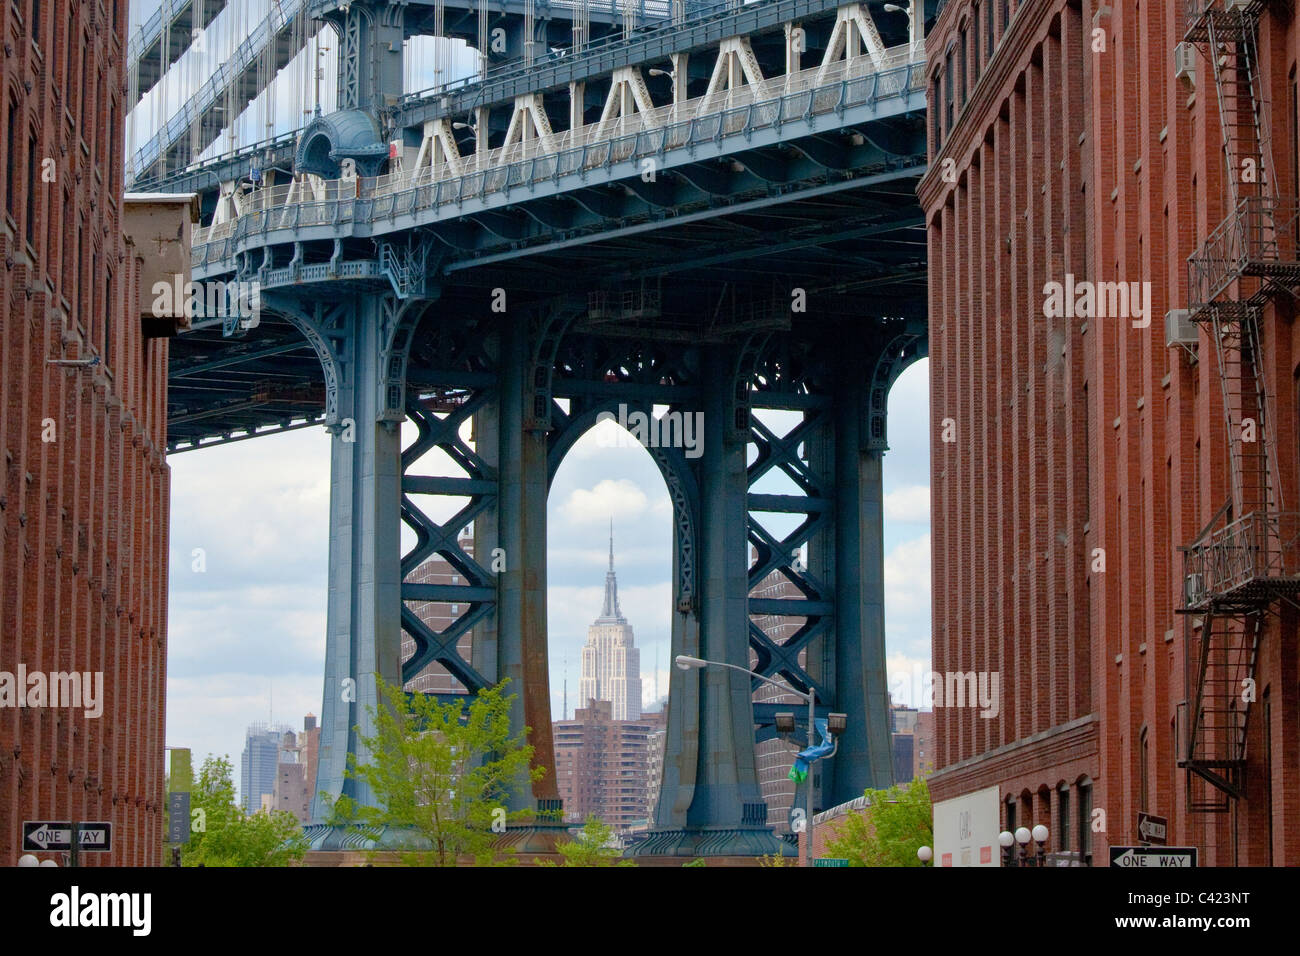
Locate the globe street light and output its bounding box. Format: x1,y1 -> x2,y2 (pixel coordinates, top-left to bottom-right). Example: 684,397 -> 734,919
675,654 -> 820,867
917,845 -> 933,865
17,854 -> 39,867
1000,825 -> 1051,866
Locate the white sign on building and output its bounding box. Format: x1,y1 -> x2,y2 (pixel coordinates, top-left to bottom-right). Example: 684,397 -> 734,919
932,785 -> 1001,867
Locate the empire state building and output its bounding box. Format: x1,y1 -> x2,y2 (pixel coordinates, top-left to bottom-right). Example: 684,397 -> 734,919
578,524 -> 642,720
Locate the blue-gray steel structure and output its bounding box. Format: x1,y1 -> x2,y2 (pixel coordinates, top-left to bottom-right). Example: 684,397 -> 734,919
159,0 -> 934,856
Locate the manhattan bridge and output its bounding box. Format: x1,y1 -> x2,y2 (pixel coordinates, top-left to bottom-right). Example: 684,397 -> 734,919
137,0 -> 932,857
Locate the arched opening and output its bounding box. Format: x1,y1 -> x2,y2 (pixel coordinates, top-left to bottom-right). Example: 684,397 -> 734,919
881,358 -> 931,777
545,404 -> 674,837
166,426 -> 331,811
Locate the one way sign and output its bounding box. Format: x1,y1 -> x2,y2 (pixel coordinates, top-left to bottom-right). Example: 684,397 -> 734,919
21,821 -> 113,853
1137,812 -> 1168,845
1110,846 -> 1197,868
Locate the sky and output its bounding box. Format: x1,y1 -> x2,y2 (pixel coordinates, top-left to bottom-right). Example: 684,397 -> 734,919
165,359 -> 931,792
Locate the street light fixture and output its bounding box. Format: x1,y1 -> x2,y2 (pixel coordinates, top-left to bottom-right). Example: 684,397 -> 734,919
999,825 -> 1051,866
882,1 -> 923,61
674,654 -> 825,868
917,845 -> 933,865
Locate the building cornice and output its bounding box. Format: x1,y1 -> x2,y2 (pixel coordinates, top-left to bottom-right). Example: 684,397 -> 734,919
918,0 -> 1066,211
926,713 -> 1099,796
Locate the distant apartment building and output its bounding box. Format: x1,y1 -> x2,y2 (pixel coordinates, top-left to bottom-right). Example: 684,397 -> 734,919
644,726 -> 667,826
402,538 -> 475,696
241,722 -> 293,814
890,704 -> 934,785
554,700 -> 665,831
271,714 -> 321,822
578,527 -> 642,720
913,710 -> 934,781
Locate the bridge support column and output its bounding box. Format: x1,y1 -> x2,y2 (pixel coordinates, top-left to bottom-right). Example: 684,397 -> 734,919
311,298 -> 405,827
496,319 -> 560,813
635,345 -> 784,857
827,362 -> 894,804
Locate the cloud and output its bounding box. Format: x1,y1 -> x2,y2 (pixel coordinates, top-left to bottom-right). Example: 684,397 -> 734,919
558,478 -> 665,525
885,484 -> 930,523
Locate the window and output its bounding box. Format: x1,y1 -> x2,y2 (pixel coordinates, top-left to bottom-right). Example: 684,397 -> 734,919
102,269 -> 112,368
931,77 -> 943,154
25,130 -> 38,247
1078,778 -> 1093,864
987,0 -> 995,59
945,48 -> 955,132
90,252 -> 99,345
4,100 -> 16,220
959,29 -> 968,108
61,187 -> 72,293
1290,69 -> 1297,244
29,0 -> 39,44
1058,785 -> 1071,852
1001,0 -> 1010,34
1139,726 -> 1149,811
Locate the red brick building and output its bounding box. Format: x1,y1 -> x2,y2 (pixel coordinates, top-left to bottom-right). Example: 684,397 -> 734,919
1,1 -> 182,865
401,541 -> 476,696
921,0 -> 1300,864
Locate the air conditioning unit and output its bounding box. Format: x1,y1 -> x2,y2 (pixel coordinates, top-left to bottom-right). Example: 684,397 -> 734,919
1174,42 -> 1196,87
1224,0 -> 1253,13
1166,308 -> 1198,347
1185,573 -> 1203,606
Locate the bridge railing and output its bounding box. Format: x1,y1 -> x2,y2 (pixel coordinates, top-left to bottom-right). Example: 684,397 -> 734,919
192,45 -> 925,259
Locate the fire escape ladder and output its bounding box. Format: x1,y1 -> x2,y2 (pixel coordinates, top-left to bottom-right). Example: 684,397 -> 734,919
1178,1 -> 1300,809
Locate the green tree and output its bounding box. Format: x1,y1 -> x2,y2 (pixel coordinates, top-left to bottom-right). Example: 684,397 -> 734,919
182,755 -> 307,867
824,776 -> 933,867
332,677 -> 543,866
548,815 -> 634,867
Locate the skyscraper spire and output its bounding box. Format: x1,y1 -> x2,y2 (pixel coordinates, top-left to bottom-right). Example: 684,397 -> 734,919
597,517 -> 624,623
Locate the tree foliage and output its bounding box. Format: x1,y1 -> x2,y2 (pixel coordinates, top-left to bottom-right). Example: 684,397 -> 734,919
547,815 -> 635,867
330,677 -> 543,866
181,755 -> 307,867
824,776 -> 933,867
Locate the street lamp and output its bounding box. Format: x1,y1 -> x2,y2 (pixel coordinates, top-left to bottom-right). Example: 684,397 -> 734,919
883,2 -> 923,61
999,825 -> 1050,866
917,845 -> 933,865
675,654 -> 821,867
17,854 -> 39,867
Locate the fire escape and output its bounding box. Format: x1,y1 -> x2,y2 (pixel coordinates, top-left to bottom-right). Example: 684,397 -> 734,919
1178,0 -> 1300,811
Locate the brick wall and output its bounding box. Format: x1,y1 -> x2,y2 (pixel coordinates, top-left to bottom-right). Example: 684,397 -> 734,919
1,0 -> 170,866
921,0 -> 1300,865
